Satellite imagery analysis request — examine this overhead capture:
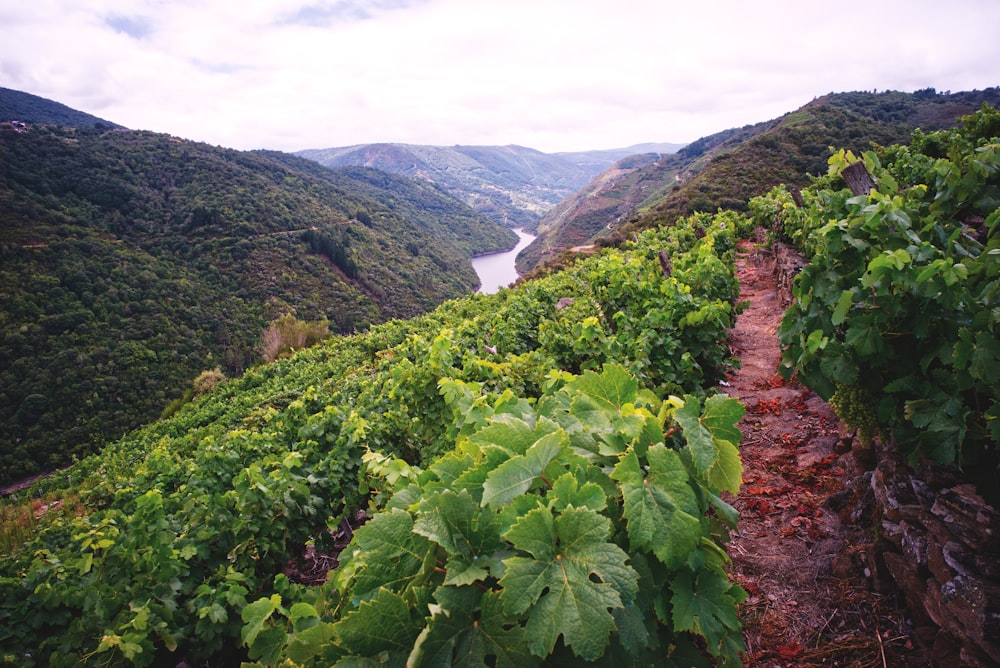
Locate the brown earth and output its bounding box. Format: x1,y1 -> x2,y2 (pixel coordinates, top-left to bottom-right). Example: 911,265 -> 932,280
726,239 -> 928,667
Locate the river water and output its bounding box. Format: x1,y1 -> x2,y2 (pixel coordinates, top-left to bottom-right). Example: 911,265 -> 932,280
471,228 -> 537,294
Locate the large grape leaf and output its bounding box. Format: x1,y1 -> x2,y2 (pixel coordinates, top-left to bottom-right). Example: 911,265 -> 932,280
333,587 -> 422,657
414,490 -> 502,557
469,414 -> 560,456
566,363 -> 638,414
611,445 -> 702,568
498,505 -> 638,660
566,364 -> 654,457
413,490 -> 506,586
481,431 -> 565,508
671,568 -> 745,661
407,587 -> 539,668
335,509 -> 435,602
548,472 -> 607,512
672,395 -> 744,492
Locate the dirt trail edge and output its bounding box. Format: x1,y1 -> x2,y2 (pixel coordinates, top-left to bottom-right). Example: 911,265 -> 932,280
725,239 -> 925,667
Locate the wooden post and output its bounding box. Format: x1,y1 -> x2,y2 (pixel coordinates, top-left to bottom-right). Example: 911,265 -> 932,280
658,250 -> 672,277
842,162 -> 877,196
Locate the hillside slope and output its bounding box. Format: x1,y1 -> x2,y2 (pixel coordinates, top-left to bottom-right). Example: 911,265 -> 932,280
0,124 -> 514,484
0,86 -> 124,130
518,88 -> 1000,273
296,142 -> 646,229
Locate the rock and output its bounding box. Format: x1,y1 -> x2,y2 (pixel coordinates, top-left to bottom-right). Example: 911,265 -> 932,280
870,443 -> 1000,665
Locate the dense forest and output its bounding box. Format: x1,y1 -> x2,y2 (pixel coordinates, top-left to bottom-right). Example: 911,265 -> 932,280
0,124 -> 516,483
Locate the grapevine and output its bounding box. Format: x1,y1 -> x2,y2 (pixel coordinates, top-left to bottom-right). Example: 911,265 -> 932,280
764,105 -> 1000,475
0,209 -> 750,665
828,383 -> 878,447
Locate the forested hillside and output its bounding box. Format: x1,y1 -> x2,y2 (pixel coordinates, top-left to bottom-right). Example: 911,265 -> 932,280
0,123 -> 515,484
518,88 -> 1000,274
296,143 -> 626,229
0,86 -> 124,130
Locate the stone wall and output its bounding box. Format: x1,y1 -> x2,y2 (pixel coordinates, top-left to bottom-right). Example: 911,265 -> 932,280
870,446 -> 1000,667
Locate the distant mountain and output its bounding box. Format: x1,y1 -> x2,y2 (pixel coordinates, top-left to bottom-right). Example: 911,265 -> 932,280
517,88 -> 1000,273
0,86 -> 125,129
296,142 -> 680,230
0,122 -> 515,484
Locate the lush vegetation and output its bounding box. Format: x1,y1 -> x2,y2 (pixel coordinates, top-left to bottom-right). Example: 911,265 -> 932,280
0,124 -> 515,484
0,211 -> 748,666
755,105 -> 999,496
519,89 -> 1000,276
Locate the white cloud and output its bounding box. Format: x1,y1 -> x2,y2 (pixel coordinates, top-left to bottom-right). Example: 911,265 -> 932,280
2,0 -> 998,153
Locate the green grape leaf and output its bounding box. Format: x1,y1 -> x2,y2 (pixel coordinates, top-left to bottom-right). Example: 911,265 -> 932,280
470,414 -> 558,456
671,568 -> 744,658
481,431 -> 566,508
706,439 -> 742,496
336,509 -> 435,602
247,625 -> 288,665
414,489 -> 501,557
499,505 -> 638,660
672,397 -> 718,475
408,587 -> 539,668
567,364 -> 639,430
831,289 -> 854,325
549,472 -> 607,512
333,587 -> 422,657
819,352 -> 860,386
441,557 -> 490,587
611,445 -> 702,568
286,622 -> 337,664
699,394 -> 744,446
845,316 -> 884,357
970,331 -> 1000,381
671,394 -> 744,484
241,593 -> 282,646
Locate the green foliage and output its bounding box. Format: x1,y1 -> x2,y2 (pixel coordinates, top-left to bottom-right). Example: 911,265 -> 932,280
0,207 -> 745,665
771,105 -> 1000,475
523,88 -> 1000,276
247,366 -> 745,666
0,86 -> 123,130
261,314 -> 330,363
0,126 -> 514,484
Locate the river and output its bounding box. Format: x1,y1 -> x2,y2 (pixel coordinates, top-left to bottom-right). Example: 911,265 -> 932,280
471,228 -> 537,294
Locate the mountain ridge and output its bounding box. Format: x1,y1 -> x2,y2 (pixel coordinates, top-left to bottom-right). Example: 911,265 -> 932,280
0,86 -> 125,130
296,141 -> 682,230
516,88 -> 1000,274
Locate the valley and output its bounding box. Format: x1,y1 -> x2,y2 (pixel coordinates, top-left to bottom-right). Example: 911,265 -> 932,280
1,86 -> 998,667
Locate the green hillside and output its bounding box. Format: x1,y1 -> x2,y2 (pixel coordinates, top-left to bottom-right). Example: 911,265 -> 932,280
0,86 -> 124,130
296,143 -> 613,229
0,203 -> 749,666
0,124 -> 515,484
518,88 -> 1000,274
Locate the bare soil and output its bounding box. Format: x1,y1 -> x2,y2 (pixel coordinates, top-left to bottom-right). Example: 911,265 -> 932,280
726,240 -> 926,667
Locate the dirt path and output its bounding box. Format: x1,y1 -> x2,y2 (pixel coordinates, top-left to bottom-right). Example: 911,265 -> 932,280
726,240 -> 923,667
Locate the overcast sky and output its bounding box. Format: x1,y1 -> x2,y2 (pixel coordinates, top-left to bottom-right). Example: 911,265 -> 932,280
2,0 -> 998,154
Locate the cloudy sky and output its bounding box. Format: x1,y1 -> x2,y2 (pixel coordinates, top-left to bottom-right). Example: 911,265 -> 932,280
2,0 -> 998,154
